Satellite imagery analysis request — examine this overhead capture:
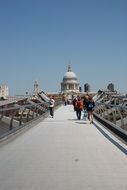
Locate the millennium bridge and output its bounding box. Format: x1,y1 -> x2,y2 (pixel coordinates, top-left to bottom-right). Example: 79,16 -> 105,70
0,90 -> 127,190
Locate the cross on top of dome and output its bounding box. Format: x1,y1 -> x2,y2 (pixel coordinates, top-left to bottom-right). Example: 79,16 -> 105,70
68,65 -> 72,72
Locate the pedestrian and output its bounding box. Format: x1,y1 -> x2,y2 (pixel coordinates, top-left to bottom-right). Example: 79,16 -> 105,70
85,95 -> 95,123
83,95 -> 89,120
64,95 -> 68,106
72,96 -> 78,111
75,97 -> 84,120
49,96 -> 55,118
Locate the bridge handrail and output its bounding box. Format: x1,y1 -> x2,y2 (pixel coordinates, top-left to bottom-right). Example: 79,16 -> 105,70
95,102 -> 127,110
94,112 -> 127,142
0,102 -> 49,112
0,100 -> 63,139
94,101 -> 127,141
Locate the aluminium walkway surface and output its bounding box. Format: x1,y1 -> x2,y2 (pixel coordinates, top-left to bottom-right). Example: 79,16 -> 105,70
0,105 -> 127,190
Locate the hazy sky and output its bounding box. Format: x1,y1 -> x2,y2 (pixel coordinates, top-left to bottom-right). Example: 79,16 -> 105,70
0,0 -> 127,95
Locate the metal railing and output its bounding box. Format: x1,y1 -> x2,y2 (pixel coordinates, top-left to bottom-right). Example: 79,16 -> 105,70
0,100 -> 63,139
93,103 -> 127,141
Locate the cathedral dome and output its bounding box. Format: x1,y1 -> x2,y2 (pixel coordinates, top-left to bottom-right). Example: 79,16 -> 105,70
63,65 -> 78,82
63,71 -> 77,81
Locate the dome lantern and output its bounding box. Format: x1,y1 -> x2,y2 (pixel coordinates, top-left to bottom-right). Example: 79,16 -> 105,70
68,65 -> 72,72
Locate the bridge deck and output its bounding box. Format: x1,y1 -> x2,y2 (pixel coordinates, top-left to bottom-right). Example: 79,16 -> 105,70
0,105 -> 127,190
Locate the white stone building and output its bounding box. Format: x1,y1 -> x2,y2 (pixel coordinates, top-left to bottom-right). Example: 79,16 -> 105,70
61,65 -> 80,98
0,84 -> 9,98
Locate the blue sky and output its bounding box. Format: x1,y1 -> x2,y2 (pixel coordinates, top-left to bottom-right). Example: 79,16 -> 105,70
0,0 -> 127,95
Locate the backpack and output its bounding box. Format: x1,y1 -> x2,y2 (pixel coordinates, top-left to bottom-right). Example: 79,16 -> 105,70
88,103 -> 93,108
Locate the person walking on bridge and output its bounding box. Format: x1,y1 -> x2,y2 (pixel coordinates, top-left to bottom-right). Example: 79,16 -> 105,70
72,96 -> 78,111
85,95 -> 95,123
49,96 -> 55,118
75,97 -> 84,120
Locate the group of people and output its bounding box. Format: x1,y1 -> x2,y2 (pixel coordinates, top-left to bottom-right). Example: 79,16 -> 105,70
72,95 -> 95,123
48,95 -> 95,123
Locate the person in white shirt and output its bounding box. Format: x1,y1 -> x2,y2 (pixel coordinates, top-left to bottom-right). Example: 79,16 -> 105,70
49,97 -> 55,118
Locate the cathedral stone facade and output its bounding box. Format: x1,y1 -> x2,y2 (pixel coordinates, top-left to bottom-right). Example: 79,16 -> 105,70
61,65 -> 79,97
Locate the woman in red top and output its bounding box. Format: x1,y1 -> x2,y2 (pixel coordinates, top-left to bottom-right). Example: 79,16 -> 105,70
75,97 -> 84,120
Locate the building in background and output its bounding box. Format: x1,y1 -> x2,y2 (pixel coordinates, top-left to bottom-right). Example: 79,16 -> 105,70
61,65 -> 80,99
0,84 -> 9,98
84,83 -> 91,92
107,83 -> 114,91
33,80 -> 40,95
79,86 -> 82,92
